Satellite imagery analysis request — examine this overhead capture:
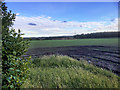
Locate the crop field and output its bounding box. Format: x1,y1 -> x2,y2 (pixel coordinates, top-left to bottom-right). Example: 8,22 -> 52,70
29,38 -> 119,48
26,38 -> 120,76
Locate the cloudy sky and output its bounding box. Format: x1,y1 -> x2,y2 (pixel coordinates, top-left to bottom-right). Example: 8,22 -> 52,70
6,2 -> 118,37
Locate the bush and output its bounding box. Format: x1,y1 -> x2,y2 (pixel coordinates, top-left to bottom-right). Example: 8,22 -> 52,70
1,2 -> 31,88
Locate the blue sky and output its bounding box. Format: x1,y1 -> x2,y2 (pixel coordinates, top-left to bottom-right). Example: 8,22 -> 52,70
5,0 -> 120,2
6,2 -> 118,37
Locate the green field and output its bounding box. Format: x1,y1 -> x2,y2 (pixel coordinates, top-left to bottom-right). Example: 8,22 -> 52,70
29,38 -> 119,48
22,55 -> 120,88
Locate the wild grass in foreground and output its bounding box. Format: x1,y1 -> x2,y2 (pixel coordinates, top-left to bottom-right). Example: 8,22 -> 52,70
22,55 -> 120,88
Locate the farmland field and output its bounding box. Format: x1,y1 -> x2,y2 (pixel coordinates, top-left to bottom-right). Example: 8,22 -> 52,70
29,38 -> 119,48
26,38 -> 120,76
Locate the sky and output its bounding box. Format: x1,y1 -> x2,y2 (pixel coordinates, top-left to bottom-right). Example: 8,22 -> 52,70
5,0 -> 120,2
6,2 -> 118,37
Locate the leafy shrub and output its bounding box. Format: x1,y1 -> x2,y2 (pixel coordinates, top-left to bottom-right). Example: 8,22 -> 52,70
1,2 -> 31,88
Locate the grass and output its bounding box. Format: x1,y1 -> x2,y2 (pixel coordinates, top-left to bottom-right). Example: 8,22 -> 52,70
0,40 -> 1,54
0,61 -> 1,86
29,38 -> 119,48
21,55 -> 120,88
0,40 -> 1,85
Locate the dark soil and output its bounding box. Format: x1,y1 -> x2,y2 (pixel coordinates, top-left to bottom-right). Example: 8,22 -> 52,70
25,46 -> 120,76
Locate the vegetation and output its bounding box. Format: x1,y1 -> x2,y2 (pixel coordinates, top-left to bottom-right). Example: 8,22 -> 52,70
0,61 -> 1,87
0,40 -> 1,87
74,31 -> 120,39
1,1 -> 119,88
22,55 -> 120,88
24,31 -> 120,40
0,0 -> 1,85
1,2 -> 31,88
29,38 -> 119,48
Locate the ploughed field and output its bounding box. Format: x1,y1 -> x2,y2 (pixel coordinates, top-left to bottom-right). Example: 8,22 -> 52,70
26,38 -> 120,76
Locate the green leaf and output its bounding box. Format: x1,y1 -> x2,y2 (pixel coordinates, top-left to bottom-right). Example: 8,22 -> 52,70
13,51 -> 16,55
7,77 -> 11,83
16,69 -> 20,72
10,85 -> 14,88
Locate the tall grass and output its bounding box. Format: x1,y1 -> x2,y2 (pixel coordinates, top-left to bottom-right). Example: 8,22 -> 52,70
0,40 -> 1,86
22,55 -> 120,88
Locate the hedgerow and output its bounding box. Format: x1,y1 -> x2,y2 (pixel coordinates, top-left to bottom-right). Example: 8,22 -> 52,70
1,1 -> 31,88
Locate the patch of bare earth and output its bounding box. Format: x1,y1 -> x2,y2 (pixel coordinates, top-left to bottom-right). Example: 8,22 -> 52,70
25,46 -> 120,76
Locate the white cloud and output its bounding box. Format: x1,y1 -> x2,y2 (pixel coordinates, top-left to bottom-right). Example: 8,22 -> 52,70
16,13 -> 20,16
93,18 -> 118,32
12,16 -> 118,37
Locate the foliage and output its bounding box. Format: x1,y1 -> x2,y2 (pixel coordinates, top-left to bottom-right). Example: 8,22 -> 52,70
73,32 -> 120,39
22,55 -> 120,88
1,2 -> 31,88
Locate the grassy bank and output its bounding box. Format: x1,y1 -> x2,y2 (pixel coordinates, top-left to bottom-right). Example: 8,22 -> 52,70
22,55 -> 120,88
0,40 -> 1,85
29,38 -> 119,48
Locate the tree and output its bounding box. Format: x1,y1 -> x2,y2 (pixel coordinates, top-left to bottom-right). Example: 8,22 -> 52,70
1,1 -> 31,88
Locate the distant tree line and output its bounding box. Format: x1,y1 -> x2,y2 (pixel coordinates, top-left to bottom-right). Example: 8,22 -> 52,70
74,31 -> 120,39
24,31 -> 120,40
24,36 -> 74,40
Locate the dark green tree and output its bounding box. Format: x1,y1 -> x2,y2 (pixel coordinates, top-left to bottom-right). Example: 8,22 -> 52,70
1,1 -> 31,88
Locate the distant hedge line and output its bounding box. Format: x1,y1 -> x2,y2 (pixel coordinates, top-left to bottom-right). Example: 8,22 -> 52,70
24,31 -> 120,40
74,32 -> 120,39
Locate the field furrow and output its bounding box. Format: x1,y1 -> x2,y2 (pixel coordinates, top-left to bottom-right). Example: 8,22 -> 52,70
26,45 -> 120,76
